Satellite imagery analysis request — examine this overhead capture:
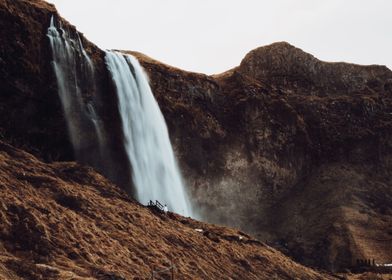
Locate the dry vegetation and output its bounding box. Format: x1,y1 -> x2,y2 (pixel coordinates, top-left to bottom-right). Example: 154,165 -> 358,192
0,141 -> 333,279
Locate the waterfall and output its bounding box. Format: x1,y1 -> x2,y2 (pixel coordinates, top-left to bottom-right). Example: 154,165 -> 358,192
47,16 -> 105,161
47,16 -> 192,217
105,51 -> 192,216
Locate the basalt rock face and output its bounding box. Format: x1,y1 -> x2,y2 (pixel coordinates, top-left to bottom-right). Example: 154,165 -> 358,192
0,0 -> 133,192
0,0 -> 62,158
132,46 -> 392,271
1,0 -> 392,274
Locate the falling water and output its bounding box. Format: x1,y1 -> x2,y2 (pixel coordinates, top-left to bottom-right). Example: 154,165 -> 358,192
47,16 -> 104,160
105,51 -> 192,216
47,16 -> 192,216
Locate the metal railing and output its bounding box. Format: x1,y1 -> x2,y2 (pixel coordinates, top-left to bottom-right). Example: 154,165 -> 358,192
148,200 -> 165,212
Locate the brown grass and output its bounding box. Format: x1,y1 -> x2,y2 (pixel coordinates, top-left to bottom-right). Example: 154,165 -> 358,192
0,141 -> 333,279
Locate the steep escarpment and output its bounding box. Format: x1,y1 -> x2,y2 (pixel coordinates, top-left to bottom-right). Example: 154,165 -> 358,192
133,45 -> 392,271
0,0 -> 61,157
0,0 -> 391,274
0,0 -> 133,191
0,141 -> 332,280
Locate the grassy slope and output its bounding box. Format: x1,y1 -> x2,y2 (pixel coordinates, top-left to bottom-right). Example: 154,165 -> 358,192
0,141 -> 332,279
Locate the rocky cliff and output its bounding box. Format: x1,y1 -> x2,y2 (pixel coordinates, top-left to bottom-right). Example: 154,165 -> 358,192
0,0 -> 134,193
0,0 -> 391,274
132,46 -> 392,271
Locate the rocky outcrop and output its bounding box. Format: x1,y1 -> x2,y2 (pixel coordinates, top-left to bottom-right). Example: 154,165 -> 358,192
0,0 -> 391,273
238,42 -> 392,96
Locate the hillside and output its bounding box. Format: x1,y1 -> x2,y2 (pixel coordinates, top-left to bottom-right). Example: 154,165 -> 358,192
0,141 -> 332,279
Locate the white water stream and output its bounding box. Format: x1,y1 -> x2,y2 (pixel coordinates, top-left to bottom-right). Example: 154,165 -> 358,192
47,16 -> 104,158
105,51 -> 192,216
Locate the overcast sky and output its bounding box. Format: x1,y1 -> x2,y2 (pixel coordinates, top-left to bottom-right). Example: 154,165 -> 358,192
45,0 -> 391,74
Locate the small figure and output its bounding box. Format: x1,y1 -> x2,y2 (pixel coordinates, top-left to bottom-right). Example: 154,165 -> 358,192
163,204 -> 168,214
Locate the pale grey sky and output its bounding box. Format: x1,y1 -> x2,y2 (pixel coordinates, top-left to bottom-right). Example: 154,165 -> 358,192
45,0 -> 392,74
